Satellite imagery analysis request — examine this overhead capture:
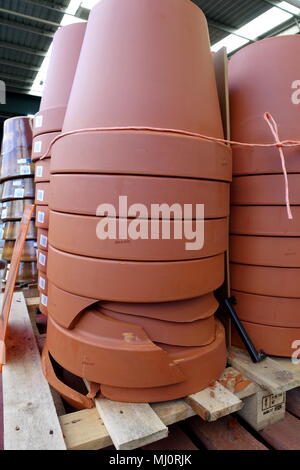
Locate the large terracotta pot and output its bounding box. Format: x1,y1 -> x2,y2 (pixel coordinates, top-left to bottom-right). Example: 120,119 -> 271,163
32,132 -> 60,161
37,229 -> 48,251
230,36 -> 300,176
33,23 -> 86,137
35,206 -> 49,229
35,182 -> 50,206
1,199 -> 35,221
38,272 -> 48,294
3,220 -> 36,240
1,177 -> 35,202
49,211 -> 227,261
48,245 -> 225,302
35,158 -> 51,183
50,174 -> 230,218
37,249 -> 48,274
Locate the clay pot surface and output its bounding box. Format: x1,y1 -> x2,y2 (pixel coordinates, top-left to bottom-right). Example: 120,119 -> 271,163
49,211 -> 227,261
35,182 -> 50,206
38,271 -> 48,294
37,229 -> 48,251
50,174 -> 230,219
3,220 -> 36,240
3,240 -> 37,262
33,23 -> 86,137
35,206 -> 49,229
1,177 -> 35,202
48,245 -> 225,302
37,248 -> 48,274
32,132 -> 60,161
35,158 -> 51,183
232,290 -> 300,328
230,235 -> 300,267
230,36 -> 300,175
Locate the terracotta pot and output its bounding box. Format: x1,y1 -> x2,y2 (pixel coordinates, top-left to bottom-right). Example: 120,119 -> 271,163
33,23 -> 86,137
2,240 -> 37,262
1,199 -> 35,221
35,182 -> 50,206
46,314 -> 226,395
232,290 -> 300,328
230,206 -> 300,236
35,206 -> 49,229
3,220 -> 37,240
37,248 -> 48,274
231,263 -> 300,298
35,158 -> 51,183
50,174 -> 230,219
231,174 -> 300,205
230,235 -> 300,267
40,293 -> 48,316
32,132 -> 60,161
1,177 -> 35,202
49,211 -> 228,261
63,0 -> 223,137
47,280 -> 218,329
232,321 -> 300,357
1,117 -> 33,180
47,245 -> 224,302
52,132 -> 232,181
230,36 -> 300,176
38,272 -> 48,294
37,229 -> 48,251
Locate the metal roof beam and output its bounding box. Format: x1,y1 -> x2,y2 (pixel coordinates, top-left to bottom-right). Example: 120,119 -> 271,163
0,73 -> 33,84
0,41 -> 47,57
207,17 -> 255,42
0,7 -> 61,27
0,18 -> 54,38
284,0 -> 300,9
262,0 -> 300,17
0,58 -> 39,72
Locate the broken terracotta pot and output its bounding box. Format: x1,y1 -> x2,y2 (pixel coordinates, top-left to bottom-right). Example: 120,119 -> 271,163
1,177 -> 35,202
1,199 -> 35,222
50,174 -> 230,219
232,290 -> 300,328
35,206 -> 49,229
35,182 -> 50,206
230,36 -> 300,176
3,220 -> 36,240
35,158 -> 51,183
230,206 -> 300,236
230,235 -> 300,267
37,249 -> 48,274
48,211 -> 227,261
37,229 -> 48,251
2,240 -> 37,262
32,132 -> 60,161
47,245 -> 225,302
33,23 -> 86,137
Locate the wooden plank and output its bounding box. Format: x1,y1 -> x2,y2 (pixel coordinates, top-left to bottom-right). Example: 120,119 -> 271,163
186,381 -> 243,422
2,292 -> 66,450
143,424 -> 198,450
186,415 -> 268,450
151,399 -> 195,426
219,367 -> 260,399
274,357 -> 300,381
228,348 -> 300,393
286,387 -> 300,419
259,412 -> 300,450
94,398 -> 168,450
25,297 -> 40,307
238,390 -> 286,431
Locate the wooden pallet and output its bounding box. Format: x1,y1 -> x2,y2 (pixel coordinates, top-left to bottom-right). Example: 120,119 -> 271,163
2,290 -> 300,450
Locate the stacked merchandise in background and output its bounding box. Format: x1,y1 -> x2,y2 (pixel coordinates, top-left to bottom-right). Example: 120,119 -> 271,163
0,116 -> 37,285
43,0 -> 232,407
230,36 -> 300,357
32,22 -> 87,317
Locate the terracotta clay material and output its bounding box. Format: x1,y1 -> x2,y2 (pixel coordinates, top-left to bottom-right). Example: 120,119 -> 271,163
2,240 -> 37,262
99,322 -> 227,403
46,312 -> 225,393
230,206 -> 300,236
49,211 -> 227,261
35,182 -> 50,206
37,249 -> 48,274
232,290 -> 300,328
1,177 -> 35,202
33,23 -> 86,137
3,220 -> 36,241
231,263 -> 300,298
230,235 -> 300,267
230,36 -> 300,176
231,174 -> 300,205
51,133 -> 232,181
50,174 -> 230,219
231,321 -> 300,357
37,229 -> 48,251
38,272 -> 48,294
32,132 -> 60,161
35,206 -> 49,229
47,245 -> 225,302
47,280 -> 218,330
34,158 -> 51,183
40,295 -> 48,316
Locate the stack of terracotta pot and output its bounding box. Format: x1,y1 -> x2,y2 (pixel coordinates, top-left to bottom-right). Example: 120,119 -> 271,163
230,36 -> 300,357
0,116 -> 37,284
42,0 -> 231,407
32,23 -> 87,316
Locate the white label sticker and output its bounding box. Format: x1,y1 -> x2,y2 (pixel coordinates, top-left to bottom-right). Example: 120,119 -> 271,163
34,242 -> 38,248
37,211 -> 45,223
41,294 -> 48,307
35,166 -> 43,178
35,115 -> 43,128
14,188 -> 25,198
34,140 -> 42,153
17,158 -> 27,164
39,252 -> 46,266
13,180 -> 22,186
40,234 -> 48,248
1,208 -> 7,219
20,165 -> 31,175
39,277 -> 46,290
37,190 -> 44,202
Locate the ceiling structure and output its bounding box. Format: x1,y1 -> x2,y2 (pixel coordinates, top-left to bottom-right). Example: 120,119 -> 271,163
0,0 -> 299,97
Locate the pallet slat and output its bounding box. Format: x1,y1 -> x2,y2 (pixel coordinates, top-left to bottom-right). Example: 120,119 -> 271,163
259,412 -> 300,450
